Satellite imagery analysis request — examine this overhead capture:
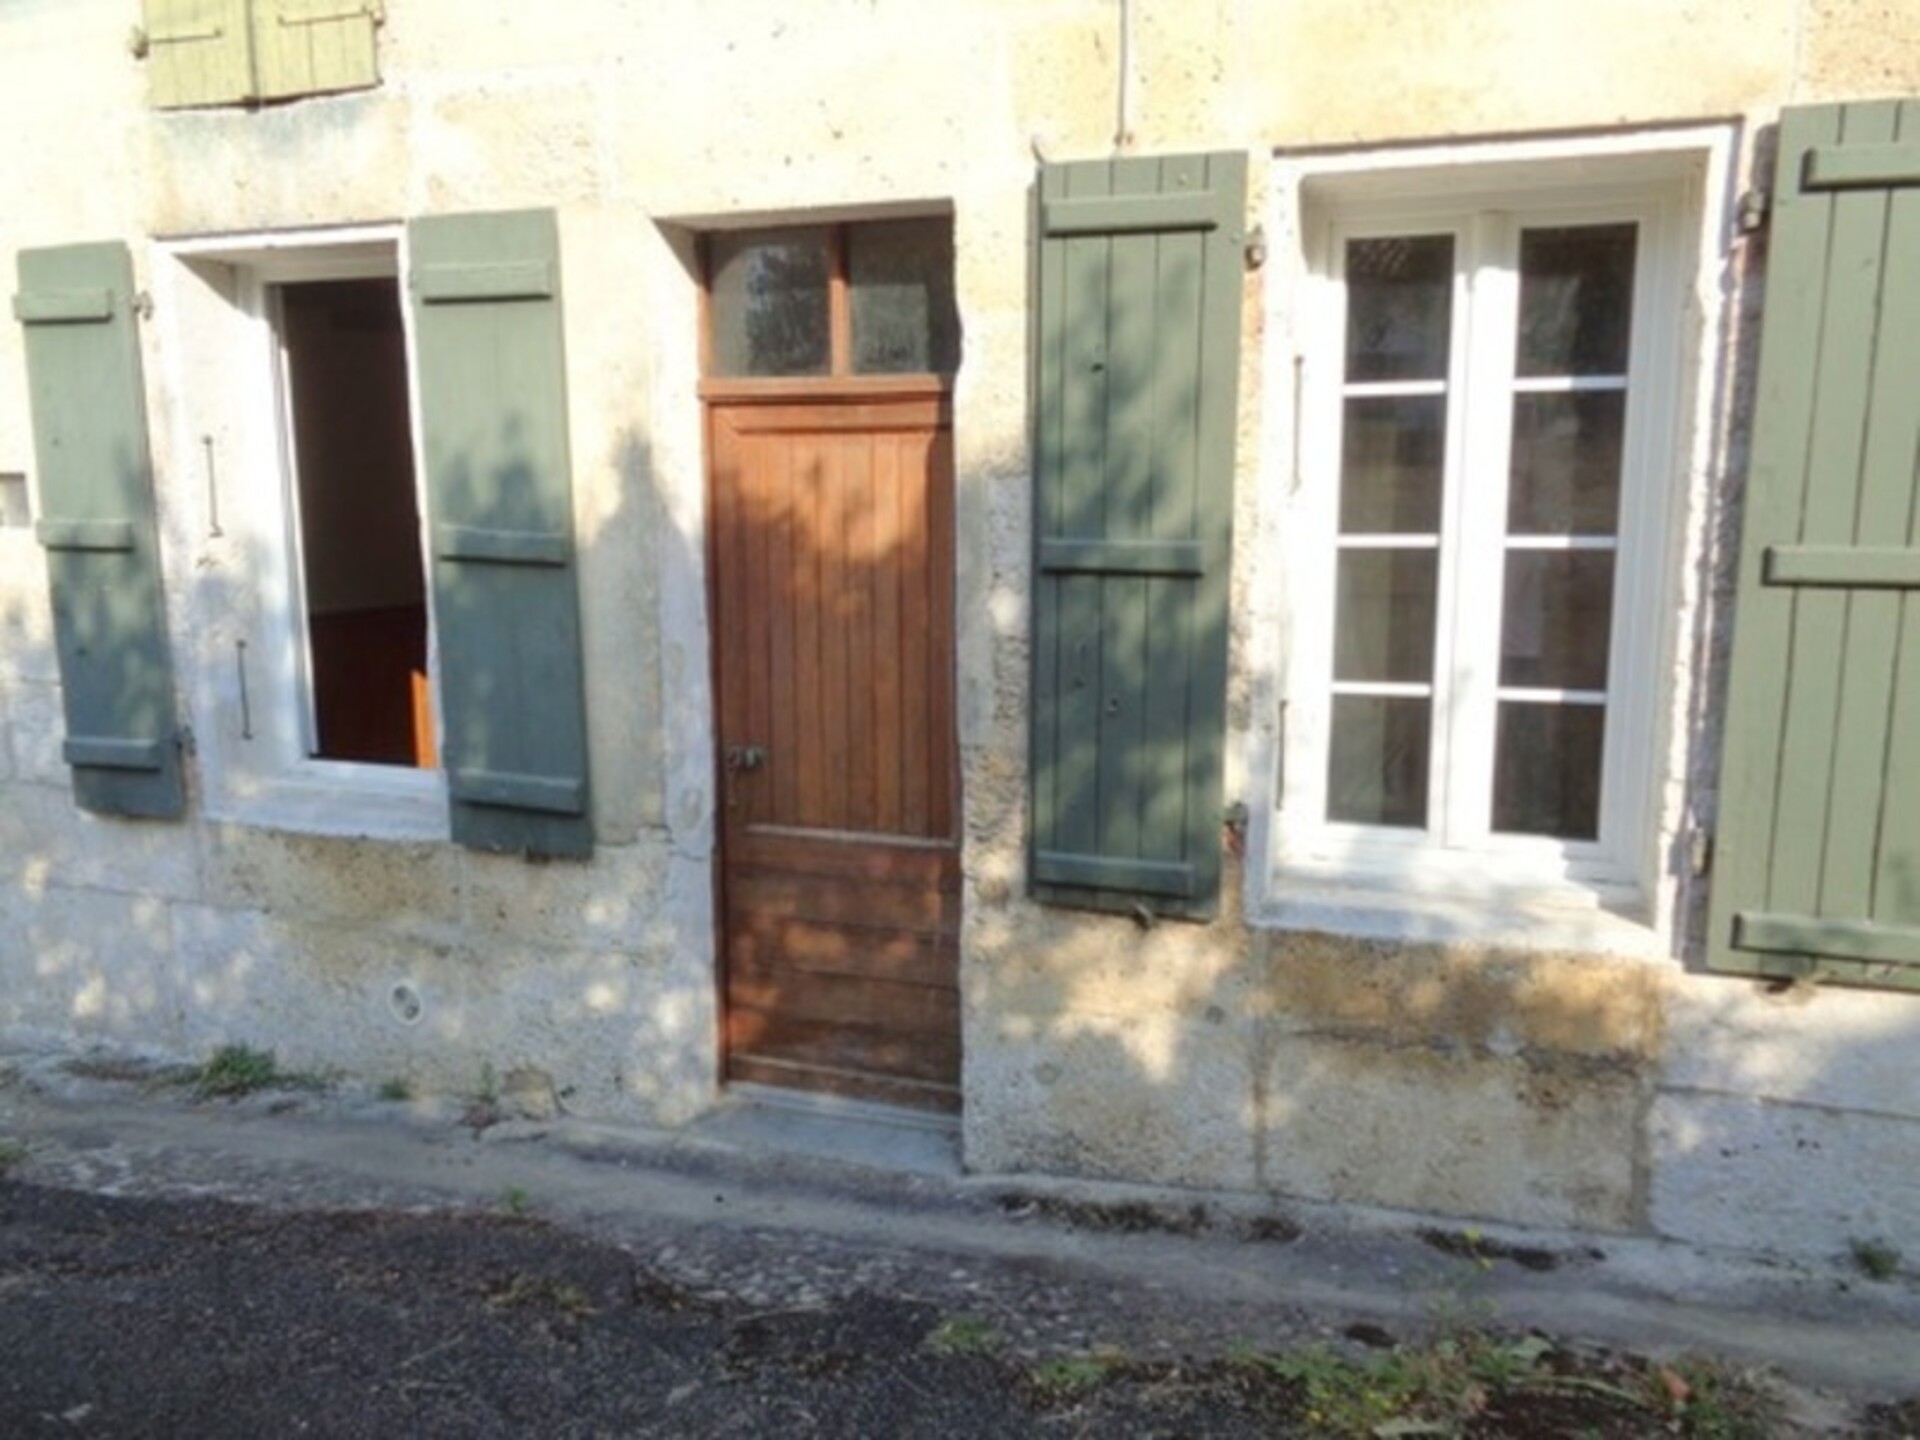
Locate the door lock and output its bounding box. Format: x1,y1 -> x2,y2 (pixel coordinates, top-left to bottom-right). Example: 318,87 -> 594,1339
724,743 -> 768,773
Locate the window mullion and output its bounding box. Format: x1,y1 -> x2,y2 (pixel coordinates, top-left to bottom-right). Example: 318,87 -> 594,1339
1438,213 -> 1518,849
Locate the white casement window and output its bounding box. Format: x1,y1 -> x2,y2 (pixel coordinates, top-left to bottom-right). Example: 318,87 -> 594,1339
1263,136 -> 1728,939
160,228 -> 447,838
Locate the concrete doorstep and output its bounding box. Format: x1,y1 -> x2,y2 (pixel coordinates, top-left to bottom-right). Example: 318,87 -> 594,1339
1,1039 -> 1916,1422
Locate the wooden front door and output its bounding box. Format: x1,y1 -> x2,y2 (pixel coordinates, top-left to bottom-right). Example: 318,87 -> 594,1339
708,390 -> 960,1111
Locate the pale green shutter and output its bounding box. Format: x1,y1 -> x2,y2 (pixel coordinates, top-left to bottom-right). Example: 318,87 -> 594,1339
1029,152 -> 1246,920
409,210 -> 593,859
1708,98 -> 1920,989
143,0 -> 253,109
13,243 -> 185,820
253,0 -> 380,102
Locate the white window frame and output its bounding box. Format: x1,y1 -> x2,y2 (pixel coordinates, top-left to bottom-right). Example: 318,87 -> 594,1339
157,224 -> 448,840
1249,128 -> 1736,953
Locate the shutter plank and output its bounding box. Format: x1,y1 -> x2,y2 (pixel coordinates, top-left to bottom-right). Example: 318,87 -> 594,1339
409,210 -> 592,858
14,242 -> 185,819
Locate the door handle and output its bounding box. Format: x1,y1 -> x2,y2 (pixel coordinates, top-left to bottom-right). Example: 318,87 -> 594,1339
724,743 -> 767,773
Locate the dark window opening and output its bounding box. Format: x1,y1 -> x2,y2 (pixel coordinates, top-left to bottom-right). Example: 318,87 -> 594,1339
277,277 -> 434,768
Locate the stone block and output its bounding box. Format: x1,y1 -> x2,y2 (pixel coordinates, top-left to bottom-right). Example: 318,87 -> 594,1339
1256,1032 -> 1643,1231
200,824 -> 460,928
1800,0 -> 1920,96
413,84 -> 604,213
1662,976 -> 1920,1121
5,679 -> 66,787
1650,1091 -> 1920,1257
143,92 -> 412,236
964,1009 -> 1259,1190
8,886 -> 186,1050
0,784 -> 200,901
1259,932 -> 1667,1064
458,841 -> 669,952
170,903 -> 714,1127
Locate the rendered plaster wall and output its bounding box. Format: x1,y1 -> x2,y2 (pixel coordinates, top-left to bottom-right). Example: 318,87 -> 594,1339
1,0 -> 1918,1257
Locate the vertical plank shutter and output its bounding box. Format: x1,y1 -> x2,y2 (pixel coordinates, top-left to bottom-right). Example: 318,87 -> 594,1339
409,210 -> 593,859
1708,98 -> 1920,989
13,243 -> 185,819
143,0 -> 254,109
1029,151 -> 1246,919
252,0 -> 380,102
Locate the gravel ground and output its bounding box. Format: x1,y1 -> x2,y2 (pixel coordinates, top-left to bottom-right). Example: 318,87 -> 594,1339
2,1045 -> 1917,1437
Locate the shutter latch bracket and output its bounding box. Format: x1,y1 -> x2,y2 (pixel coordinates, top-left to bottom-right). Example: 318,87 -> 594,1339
1737,188 -> 1771,234
1244,225 -> 1268,270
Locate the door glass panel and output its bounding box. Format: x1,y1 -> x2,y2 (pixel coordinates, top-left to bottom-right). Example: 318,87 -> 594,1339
849,219 -> 960,374
1329,695 -> 1430,827
1344,235 -> 1454,382
1335,549 -> 1438,683
1508,390 -> 1625,535
709,229 -> 830,377
1499,550 -> 1614,690
1340,395 -> 1445,533
1493,701 -> 1604,838
1515,224 -> 1636,377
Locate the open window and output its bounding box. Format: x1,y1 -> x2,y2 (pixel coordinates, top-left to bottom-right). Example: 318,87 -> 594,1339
274,274 -> 435,769
165,211 -> 593,855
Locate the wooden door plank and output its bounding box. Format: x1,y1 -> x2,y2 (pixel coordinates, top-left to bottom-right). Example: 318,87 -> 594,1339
726,868 -> 956,934
725,1009 -> 961,1085
871,435 -> 906,832
728,914 -> 958,986
927,427 -> 959,839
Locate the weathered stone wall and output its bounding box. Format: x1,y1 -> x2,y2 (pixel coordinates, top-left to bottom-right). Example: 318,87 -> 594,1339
2,0 -> 1917,1260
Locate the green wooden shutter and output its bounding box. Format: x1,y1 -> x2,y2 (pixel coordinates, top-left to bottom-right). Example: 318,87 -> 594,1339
1708,98 -> 1920,990
143,0 -> 254,109
1029,151 -> 1246,920
408,210 -> 593,859
13,243 -> 185,820
253,0 -> 380,102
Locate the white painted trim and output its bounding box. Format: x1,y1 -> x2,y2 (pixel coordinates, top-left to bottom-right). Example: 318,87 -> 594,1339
153,226 -> 451,842
1247,125 -> 1737,951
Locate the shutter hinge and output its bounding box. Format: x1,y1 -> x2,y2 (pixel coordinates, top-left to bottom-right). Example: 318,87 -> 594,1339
1244,225 -> 1268,270
1689,827 -> 1713,878
133,291 -> 155,321
177,724 -> 196,758
128,25 -> 149,59
1736,188 -> 1770,234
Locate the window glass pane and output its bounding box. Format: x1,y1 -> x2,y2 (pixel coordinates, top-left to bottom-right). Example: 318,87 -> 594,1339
1508,391 -> 1625,535
709,229 -> 830,377
1329,695 -> 1430,827
1344,235 -> 1453,382
1499,550 -> 1614,690
1516,224 -> 1636,377
849,219 -> 960,374
1340,395 -> 1445,533
1493,701 -> 1604,839
1335,549 -> 1438,683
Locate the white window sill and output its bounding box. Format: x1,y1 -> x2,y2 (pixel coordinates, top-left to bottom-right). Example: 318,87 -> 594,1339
1252,866 -> 1670,959
204,766 -> 449,844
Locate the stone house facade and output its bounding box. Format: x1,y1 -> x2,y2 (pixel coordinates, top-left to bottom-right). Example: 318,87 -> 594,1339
2,0 -> 1917,1262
